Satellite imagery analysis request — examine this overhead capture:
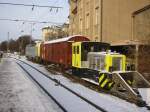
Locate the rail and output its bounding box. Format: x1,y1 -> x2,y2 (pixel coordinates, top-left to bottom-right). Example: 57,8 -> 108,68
15,58 -> 107,112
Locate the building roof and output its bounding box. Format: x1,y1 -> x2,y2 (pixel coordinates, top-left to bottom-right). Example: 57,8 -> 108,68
44,35 -> 87,44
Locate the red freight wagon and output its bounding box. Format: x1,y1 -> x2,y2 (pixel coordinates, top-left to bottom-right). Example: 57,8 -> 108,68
41,35 -> 90,68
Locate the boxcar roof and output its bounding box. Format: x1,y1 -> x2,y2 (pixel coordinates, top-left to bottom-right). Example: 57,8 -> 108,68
44,35 -> 89,44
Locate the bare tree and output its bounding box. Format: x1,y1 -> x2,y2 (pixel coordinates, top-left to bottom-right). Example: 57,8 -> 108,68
16,35 -> 32,55
0,41 -> 8,52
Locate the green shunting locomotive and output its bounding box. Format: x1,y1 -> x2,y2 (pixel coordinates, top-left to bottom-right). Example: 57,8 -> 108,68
72,41 -> 150,106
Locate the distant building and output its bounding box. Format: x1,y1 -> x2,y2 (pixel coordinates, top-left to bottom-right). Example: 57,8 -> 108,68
42,23 -> 69,41
42,26 -> 55,41
62,23 -> 69,37
69,0 -> 150,75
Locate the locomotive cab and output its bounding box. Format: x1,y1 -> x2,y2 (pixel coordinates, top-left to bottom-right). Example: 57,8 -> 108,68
72,42 -> 109,69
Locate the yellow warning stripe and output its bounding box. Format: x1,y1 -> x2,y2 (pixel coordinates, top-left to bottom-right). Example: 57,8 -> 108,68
108,82 -> 114,88
101,79 -> 109,88
98,73 -> 114,90
99,74 -> 105,84
127,80 -> 132,85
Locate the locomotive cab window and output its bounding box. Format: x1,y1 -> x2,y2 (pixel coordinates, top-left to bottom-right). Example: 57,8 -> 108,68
81,42 -> 110,61
112,57 -> 122,71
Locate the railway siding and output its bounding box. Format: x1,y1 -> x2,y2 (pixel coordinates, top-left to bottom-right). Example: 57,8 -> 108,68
17,60 -> 106,112
14,57 -> 149,112
0,58 -> 63,112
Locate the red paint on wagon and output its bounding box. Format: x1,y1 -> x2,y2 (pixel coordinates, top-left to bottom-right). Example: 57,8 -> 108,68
40,35 -> 90,68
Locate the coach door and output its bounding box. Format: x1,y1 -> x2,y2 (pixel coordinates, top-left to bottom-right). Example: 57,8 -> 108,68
72,42 -> 81,68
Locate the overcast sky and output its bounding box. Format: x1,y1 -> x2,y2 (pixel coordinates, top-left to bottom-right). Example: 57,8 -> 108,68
0,0 -> 69,42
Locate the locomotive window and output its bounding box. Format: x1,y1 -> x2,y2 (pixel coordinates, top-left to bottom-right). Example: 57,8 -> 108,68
100,56 -> 105,70
81,42 -> 110,61
77,46 -> 79,54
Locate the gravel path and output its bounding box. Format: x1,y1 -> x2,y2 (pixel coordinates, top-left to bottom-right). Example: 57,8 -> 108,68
0,58 -> 63,112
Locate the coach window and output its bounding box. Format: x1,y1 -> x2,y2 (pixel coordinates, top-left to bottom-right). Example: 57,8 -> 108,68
73,46 -> 76,54
77,46 -> 79,54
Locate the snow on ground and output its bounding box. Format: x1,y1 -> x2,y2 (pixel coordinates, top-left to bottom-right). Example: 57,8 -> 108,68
0,58 -> 63,112
18,60 -> 103,112
138,88 -> 150,106
14,55 -> 150,112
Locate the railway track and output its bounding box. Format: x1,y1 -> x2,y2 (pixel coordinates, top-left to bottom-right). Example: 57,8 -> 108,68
13,57 -> 150,111
46,64 -> 150,109
15,58 -> 107,112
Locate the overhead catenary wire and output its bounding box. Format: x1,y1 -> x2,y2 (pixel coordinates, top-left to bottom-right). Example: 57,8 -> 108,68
37,0 -> 61,21
0,18 -> 64,37
0,1 -> 67,41
0,18 -> 63,25
0,2 -> 63,9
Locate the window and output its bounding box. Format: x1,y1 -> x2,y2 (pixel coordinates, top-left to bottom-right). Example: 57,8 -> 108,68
77,46 -> 79,54
86,13 -> 90,29
86,1 -> 90,12
112,57 -> 122,71
73,46 -> 76,54
95,7 -> 99,25
100,56 -> 105,70
80,18 -> 83,32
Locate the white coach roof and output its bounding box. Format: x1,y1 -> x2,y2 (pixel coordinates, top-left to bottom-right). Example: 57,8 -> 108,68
44,35 -> 82,44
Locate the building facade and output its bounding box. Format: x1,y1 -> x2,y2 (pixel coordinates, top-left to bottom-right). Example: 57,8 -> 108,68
42,26 -> 54,41
69,0 -> 150,44
69,0 -> 150,75
42,24 -> 69,41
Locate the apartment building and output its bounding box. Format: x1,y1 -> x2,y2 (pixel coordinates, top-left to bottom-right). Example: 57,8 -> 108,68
69,0 -> 150,43
69,0 -> 150,75
42,23 -> 69,41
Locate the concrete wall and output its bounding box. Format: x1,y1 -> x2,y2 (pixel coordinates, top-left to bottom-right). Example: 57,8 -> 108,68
103,0 -> 150,44
133,6 -> 150,43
